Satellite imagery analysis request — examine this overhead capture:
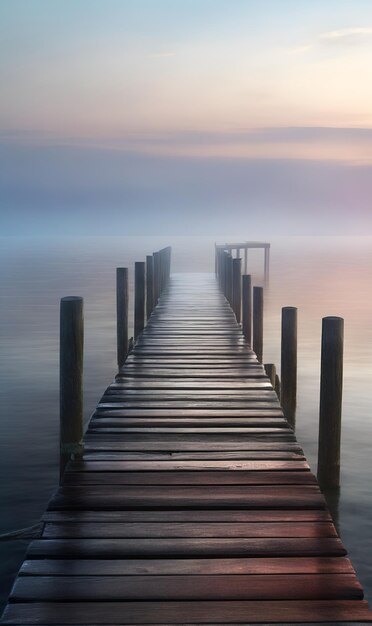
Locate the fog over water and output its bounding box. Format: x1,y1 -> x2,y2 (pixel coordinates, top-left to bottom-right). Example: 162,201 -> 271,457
1,235 -> 372,608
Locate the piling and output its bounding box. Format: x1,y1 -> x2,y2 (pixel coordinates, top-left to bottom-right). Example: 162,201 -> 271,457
264,363 -> 276,387
226,254 -> 233,306
59,296 -> 84,482
232,257 -> 242,323
242,274 -> 252,345
253,286 -> 263,362
116,268 -> 129,368
317,316 -> 344,489
146,256 -> 154,320
153,251 -> 160,305
134,261 -> 146,340
281,306 -> 297,428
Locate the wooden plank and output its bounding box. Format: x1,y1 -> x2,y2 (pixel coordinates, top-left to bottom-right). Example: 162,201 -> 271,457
41,521 -> 337,538
83,439 -> 298,450
42,509 -> 333,523
48,484 -> 325,510
89,418 -> 289,428
10,573 -> 363,601
92,409 -> 285,418
20,556 -> 355,576
3,600 -> 372,624
27,537 -> 346,558
61,471 -> 315,485
66,460 -> 310,470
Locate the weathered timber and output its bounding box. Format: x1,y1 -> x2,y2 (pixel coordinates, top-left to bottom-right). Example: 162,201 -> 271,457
317,316 -> 344,489
242,274 -> 252,345
145,255 -> 154,319
232,257 -> 242,323
134,261 -> 145,340
116,267 -> 129,368
281,306 -> 297,428
59,296 -> 84,482
253,286 -> 264,363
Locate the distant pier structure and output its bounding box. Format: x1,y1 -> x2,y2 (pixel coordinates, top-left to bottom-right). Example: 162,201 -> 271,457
215,241 -> 270,282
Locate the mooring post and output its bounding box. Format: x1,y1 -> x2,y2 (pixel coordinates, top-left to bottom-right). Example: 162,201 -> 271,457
159,249 -> 164,296
242,274 -> 252,345
134,261 -> 146,340
116,268 -> 129,368
317,316 -> 344,489
253,286 -> 263,362
146,256 -> 154,319
59,296 -> 84,483
264,363 -> 276,388
281,306 -> 297,428
264,245 -> 270,283
153,251 -> 160,305
222,251 -> 228,297
226,254 -> 233,306
232,257 -> 242,323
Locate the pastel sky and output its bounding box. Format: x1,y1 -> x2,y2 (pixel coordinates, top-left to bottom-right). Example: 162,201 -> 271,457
1,0 -> 372,235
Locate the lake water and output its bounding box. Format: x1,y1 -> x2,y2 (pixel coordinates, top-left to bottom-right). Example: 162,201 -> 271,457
1,235 -> 372,609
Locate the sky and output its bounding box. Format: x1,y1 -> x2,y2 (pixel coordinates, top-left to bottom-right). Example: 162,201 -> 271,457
1,0 -> 372,235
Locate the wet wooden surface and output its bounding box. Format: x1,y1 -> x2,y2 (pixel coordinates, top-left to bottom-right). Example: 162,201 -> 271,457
2,273 -> 372,624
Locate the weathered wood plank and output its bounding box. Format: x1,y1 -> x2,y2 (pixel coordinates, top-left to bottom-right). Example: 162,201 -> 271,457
27,537 -> 345,558
3,600 -> 372,624
42,509 -> 332,523
42,521 -> 337,539
10,573 -> 363,601
20,556 -> 355,576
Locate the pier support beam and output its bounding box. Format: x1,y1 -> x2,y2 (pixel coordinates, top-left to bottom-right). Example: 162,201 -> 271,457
281,306 -> 297,429
146,256 -> 154,320
153,251 -> 160,305
232,257 -> 242,323
59,296 -> 84,483
253,286 -> 263,362
116,268 -> 129,368
242,275 -> 252,345
134,261 -> 146,340
317,316 -> 344,489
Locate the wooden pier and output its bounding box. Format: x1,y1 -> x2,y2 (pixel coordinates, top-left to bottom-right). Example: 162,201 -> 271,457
2,263 -> 372,624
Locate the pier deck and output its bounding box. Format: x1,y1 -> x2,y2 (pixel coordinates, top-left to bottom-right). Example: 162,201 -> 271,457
2,273 -> 372,624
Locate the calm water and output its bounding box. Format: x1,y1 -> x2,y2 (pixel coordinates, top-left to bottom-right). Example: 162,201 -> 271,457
1,235 -> 372,608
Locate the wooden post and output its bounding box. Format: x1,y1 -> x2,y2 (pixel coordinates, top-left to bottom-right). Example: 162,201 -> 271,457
159,249 -> 164,296
222,251 -> 228,297
116,268 -> 128,368
317,316 -> 344,489
281,306 -> 297,428
60,296 -> 84,483
264,245 -> 270,283
253,286 -> 263,362
226,254 -> 233,306
134,261 -> 145,340
232,257 -> 242,323
242,274 -> 252,345
244,246 -> 248,274
153,251 -> 160,305
146,256 -> 154,320
264,363 -> 276,387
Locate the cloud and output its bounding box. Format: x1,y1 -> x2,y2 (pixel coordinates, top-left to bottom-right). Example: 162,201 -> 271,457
288,26 -> 372,56
319,27 -> 372,46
